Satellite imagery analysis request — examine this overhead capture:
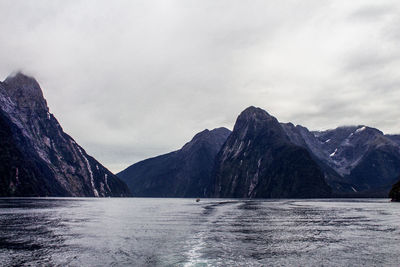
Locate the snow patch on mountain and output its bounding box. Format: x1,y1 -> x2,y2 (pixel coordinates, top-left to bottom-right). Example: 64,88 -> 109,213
355,126 -> 366,133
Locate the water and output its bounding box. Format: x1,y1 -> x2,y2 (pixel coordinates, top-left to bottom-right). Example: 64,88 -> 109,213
0,198 -> 399,267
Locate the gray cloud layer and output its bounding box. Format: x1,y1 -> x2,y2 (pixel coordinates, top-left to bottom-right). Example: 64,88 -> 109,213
1,0 -> 399,172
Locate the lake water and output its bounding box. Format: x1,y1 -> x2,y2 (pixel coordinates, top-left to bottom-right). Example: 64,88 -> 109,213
0,198 -> 399,266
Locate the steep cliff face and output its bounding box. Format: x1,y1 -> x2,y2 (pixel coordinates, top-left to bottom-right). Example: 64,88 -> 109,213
211,107 -> 331,198
0,72 -> 130,197
118,127 -> 231,197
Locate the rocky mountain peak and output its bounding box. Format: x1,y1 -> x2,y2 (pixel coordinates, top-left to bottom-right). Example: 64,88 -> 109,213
237,106 -> 273,122
190,127 -> 230,142
3,72 -> 48,112
213,106 -> 332,198
181,127 -> 231,153
191,128 -> 211,140
233,106 -> 287,143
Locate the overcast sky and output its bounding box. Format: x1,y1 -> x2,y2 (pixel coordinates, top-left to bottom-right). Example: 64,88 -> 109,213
1,0 -> 400,173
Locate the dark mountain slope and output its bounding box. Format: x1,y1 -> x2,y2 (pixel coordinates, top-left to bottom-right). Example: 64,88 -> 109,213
386,135 -> 400,146
0,72 -> 130,197
389,177 -> 400,201
118,127 -> 231,197
211,107 -> 331,198
348,145 -> 400,192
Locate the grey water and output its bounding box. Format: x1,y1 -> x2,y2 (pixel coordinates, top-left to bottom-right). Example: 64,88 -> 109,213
0,198 -> 399,267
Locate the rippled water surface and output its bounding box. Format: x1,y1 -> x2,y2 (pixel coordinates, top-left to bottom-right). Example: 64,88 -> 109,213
0,198 -> 399,266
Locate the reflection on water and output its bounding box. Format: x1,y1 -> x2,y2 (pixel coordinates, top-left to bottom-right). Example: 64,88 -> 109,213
0,198 -> 399,266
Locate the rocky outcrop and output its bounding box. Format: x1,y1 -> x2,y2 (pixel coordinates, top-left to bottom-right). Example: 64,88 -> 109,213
211,107 -> 332,198
389,178 -> 400,201
0,72 -> 130,197
118,127 -> 231,197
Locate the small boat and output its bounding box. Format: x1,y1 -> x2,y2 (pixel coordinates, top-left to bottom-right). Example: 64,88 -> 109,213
196,198 -> 200,202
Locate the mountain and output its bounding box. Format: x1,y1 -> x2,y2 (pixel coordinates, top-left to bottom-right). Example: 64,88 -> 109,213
389,177 -> 400,201
386,135 -> 400,146
117,105 -> 399,198
118,127 -> 231,197
0,72 -> 130,197
281,123 -> 353,193
312,126 -> 400,195
210,106 -> 332,198
282,123 -> 400,196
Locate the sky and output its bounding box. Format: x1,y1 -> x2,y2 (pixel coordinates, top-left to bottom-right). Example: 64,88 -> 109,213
1,0 -> 400,173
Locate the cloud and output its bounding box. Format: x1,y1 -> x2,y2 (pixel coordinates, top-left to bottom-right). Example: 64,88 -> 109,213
1,0 -> 400,172
349,4 -> 395,21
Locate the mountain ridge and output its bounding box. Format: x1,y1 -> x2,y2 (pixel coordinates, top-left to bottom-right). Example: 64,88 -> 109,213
120,106 -> 399,198
2,72 -> 399,198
